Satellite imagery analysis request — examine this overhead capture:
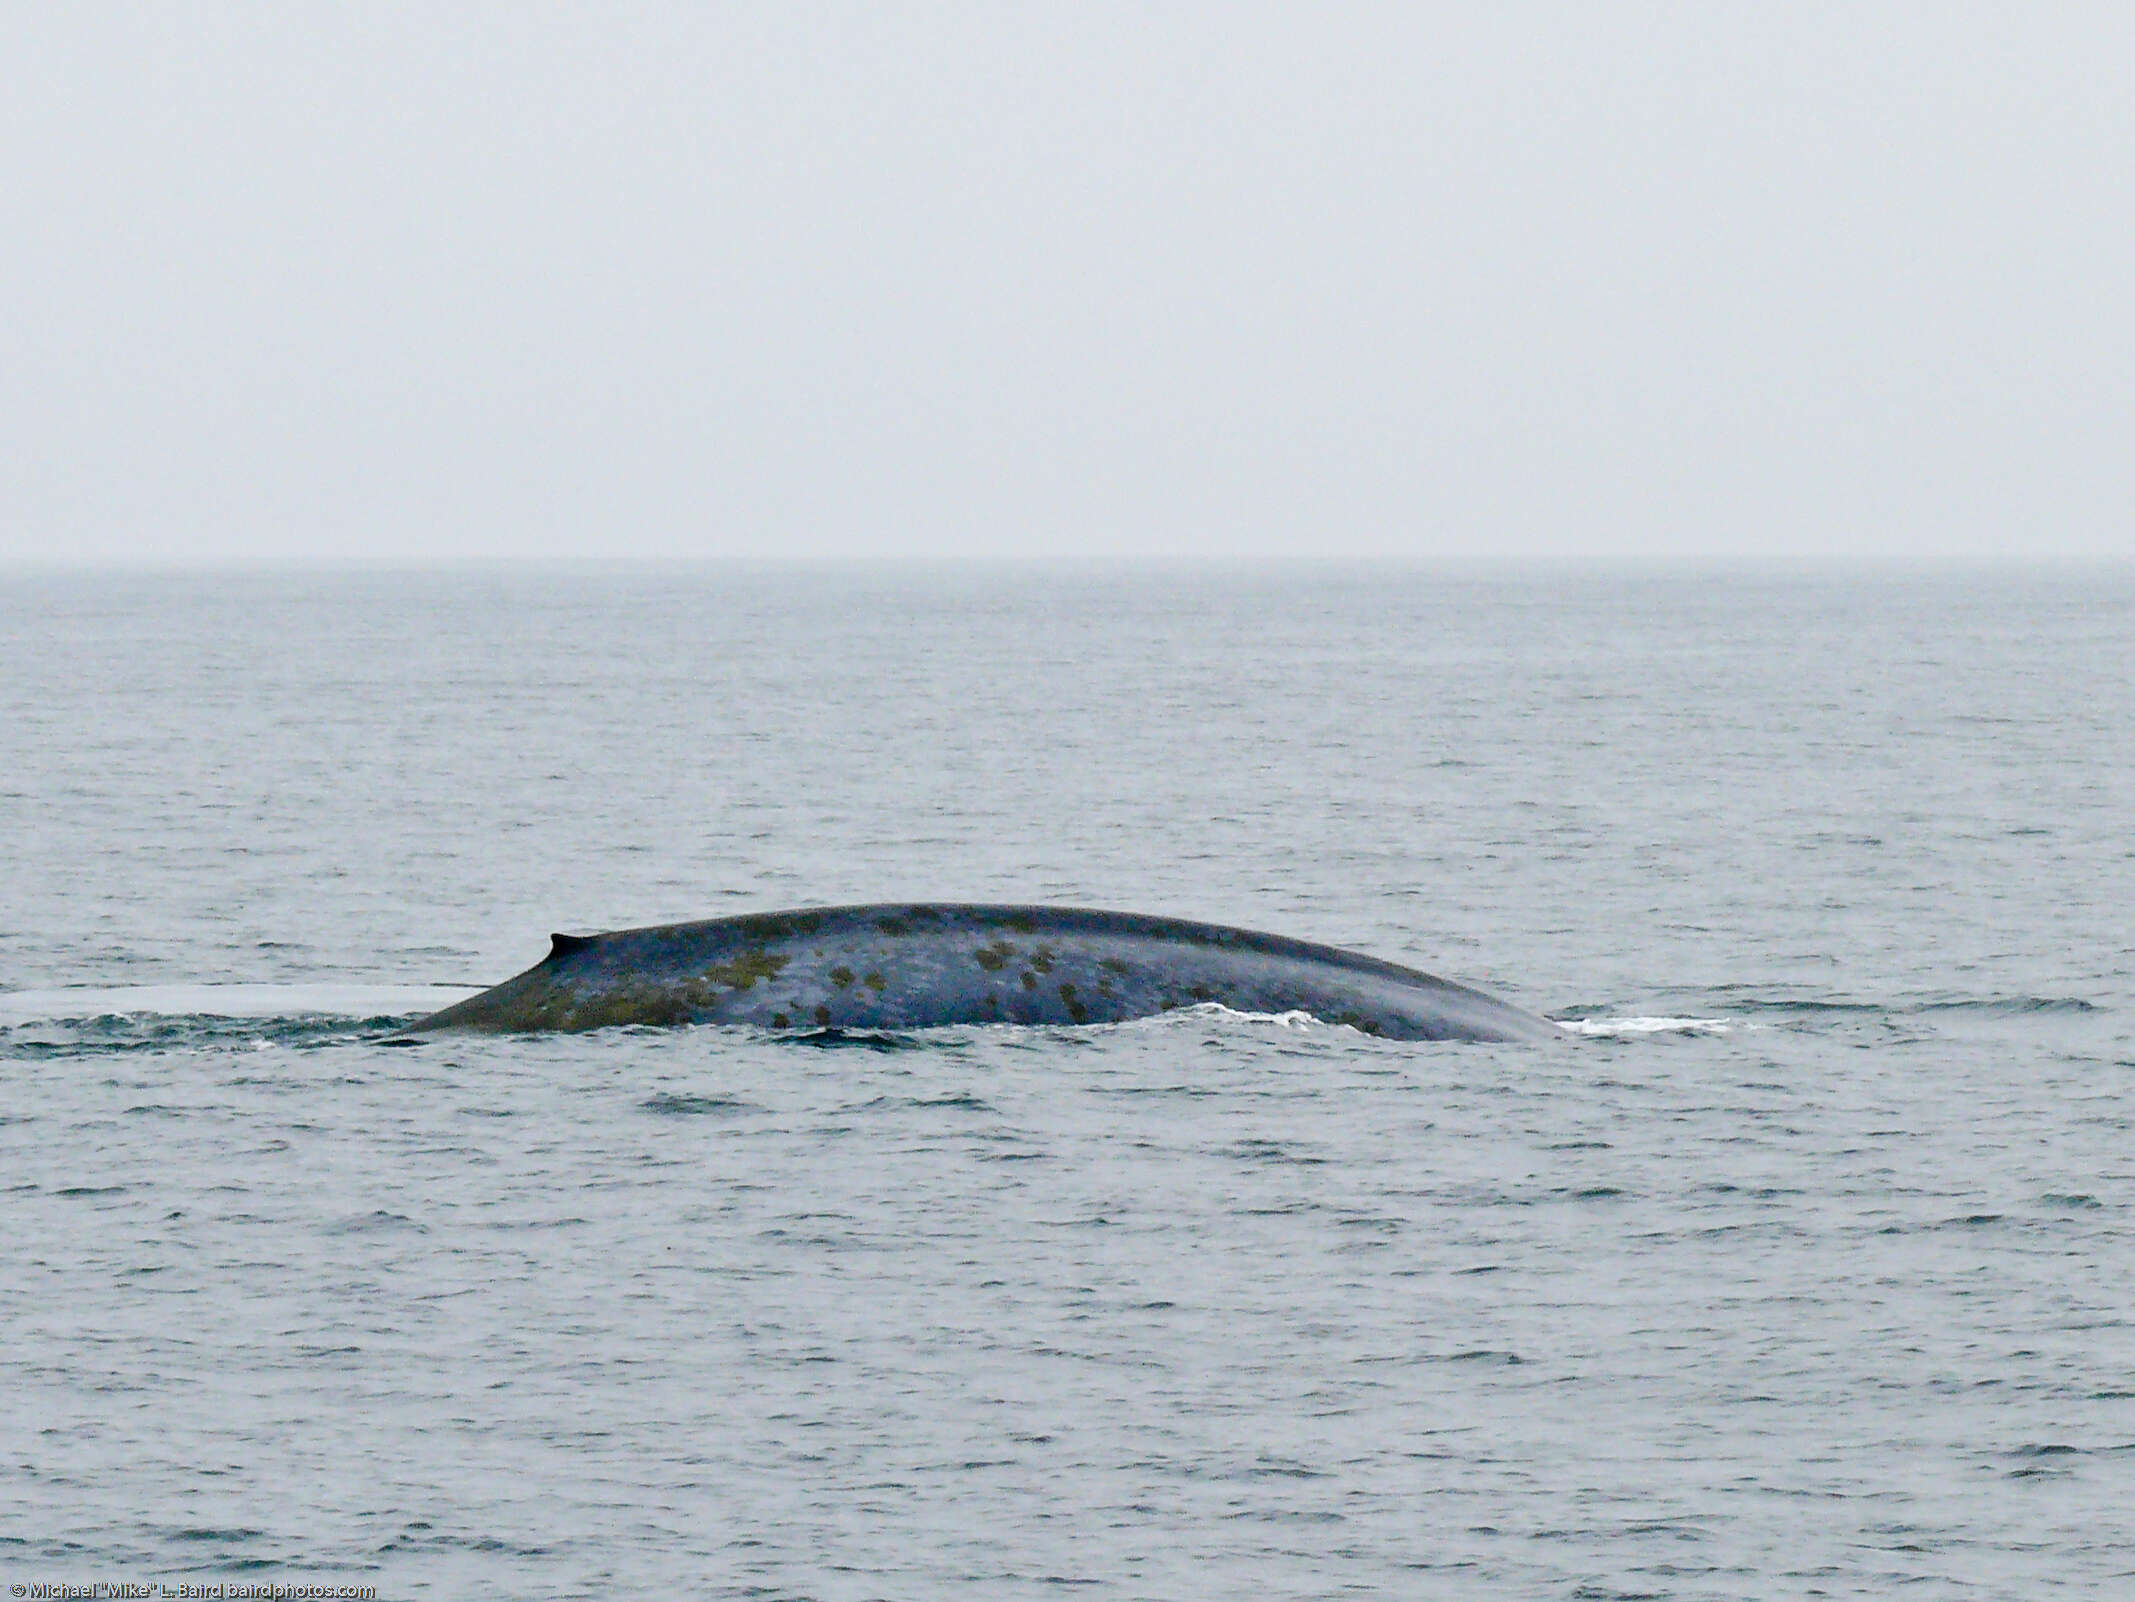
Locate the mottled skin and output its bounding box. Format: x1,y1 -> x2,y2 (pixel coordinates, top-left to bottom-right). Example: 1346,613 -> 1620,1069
405,904 -> 1558,1043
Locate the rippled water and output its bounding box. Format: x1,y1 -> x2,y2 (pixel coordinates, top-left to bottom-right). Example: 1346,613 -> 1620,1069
4,566 -> 2132,1598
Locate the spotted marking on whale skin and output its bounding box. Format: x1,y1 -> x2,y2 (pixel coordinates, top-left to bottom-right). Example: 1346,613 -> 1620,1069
704,951 -> 789,991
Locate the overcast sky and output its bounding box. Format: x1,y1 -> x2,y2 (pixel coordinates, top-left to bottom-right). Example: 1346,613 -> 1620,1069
4,4 -> 2130,565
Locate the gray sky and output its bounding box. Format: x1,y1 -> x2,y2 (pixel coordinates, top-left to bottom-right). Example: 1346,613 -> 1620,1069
4,3 -> 2130,564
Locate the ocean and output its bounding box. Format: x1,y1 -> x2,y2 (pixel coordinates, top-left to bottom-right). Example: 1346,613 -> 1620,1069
3,564 -> 2131,1598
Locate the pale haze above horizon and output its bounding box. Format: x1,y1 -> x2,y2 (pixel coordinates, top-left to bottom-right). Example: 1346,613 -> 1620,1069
4,4 -> 2131,567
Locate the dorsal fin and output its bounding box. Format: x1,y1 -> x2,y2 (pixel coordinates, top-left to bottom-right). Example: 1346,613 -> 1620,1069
549,931 -> 594,960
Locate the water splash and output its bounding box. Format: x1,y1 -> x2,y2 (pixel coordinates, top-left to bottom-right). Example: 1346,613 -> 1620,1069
1554,1015 -> 1735,1037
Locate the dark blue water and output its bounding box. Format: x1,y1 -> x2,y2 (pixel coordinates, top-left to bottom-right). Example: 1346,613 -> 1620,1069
4,566 -> 2131,1598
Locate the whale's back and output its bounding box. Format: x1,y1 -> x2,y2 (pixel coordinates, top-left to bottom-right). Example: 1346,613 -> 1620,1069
406,903 -> 1559,1043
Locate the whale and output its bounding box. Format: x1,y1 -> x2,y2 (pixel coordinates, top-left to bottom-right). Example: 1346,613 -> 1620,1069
402,903 -> 1560,1043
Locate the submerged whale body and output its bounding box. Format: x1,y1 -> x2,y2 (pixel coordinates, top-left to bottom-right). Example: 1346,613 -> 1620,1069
405,904 -> 1558,1043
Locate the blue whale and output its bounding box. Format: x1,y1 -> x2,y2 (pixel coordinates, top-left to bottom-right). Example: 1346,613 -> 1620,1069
404,903 -> 1558,1043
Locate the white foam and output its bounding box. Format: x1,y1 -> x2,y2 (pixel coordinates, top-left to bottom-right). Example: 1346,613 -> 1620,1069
1554,1015 -> 1735,1037
1221,1006 -> 1324,1030
0,983 -> 479,1027
1143,1003 -> 1324,1030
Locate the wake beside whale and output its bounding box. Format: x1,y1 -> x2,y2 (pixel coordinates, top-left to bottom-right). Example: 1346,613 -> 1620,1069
404,903 -> 1560,1043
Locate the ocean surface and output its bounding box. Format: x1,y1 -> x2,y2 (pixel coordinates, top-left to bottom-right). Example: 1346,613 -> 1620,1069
3,564 -> 2131,1600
